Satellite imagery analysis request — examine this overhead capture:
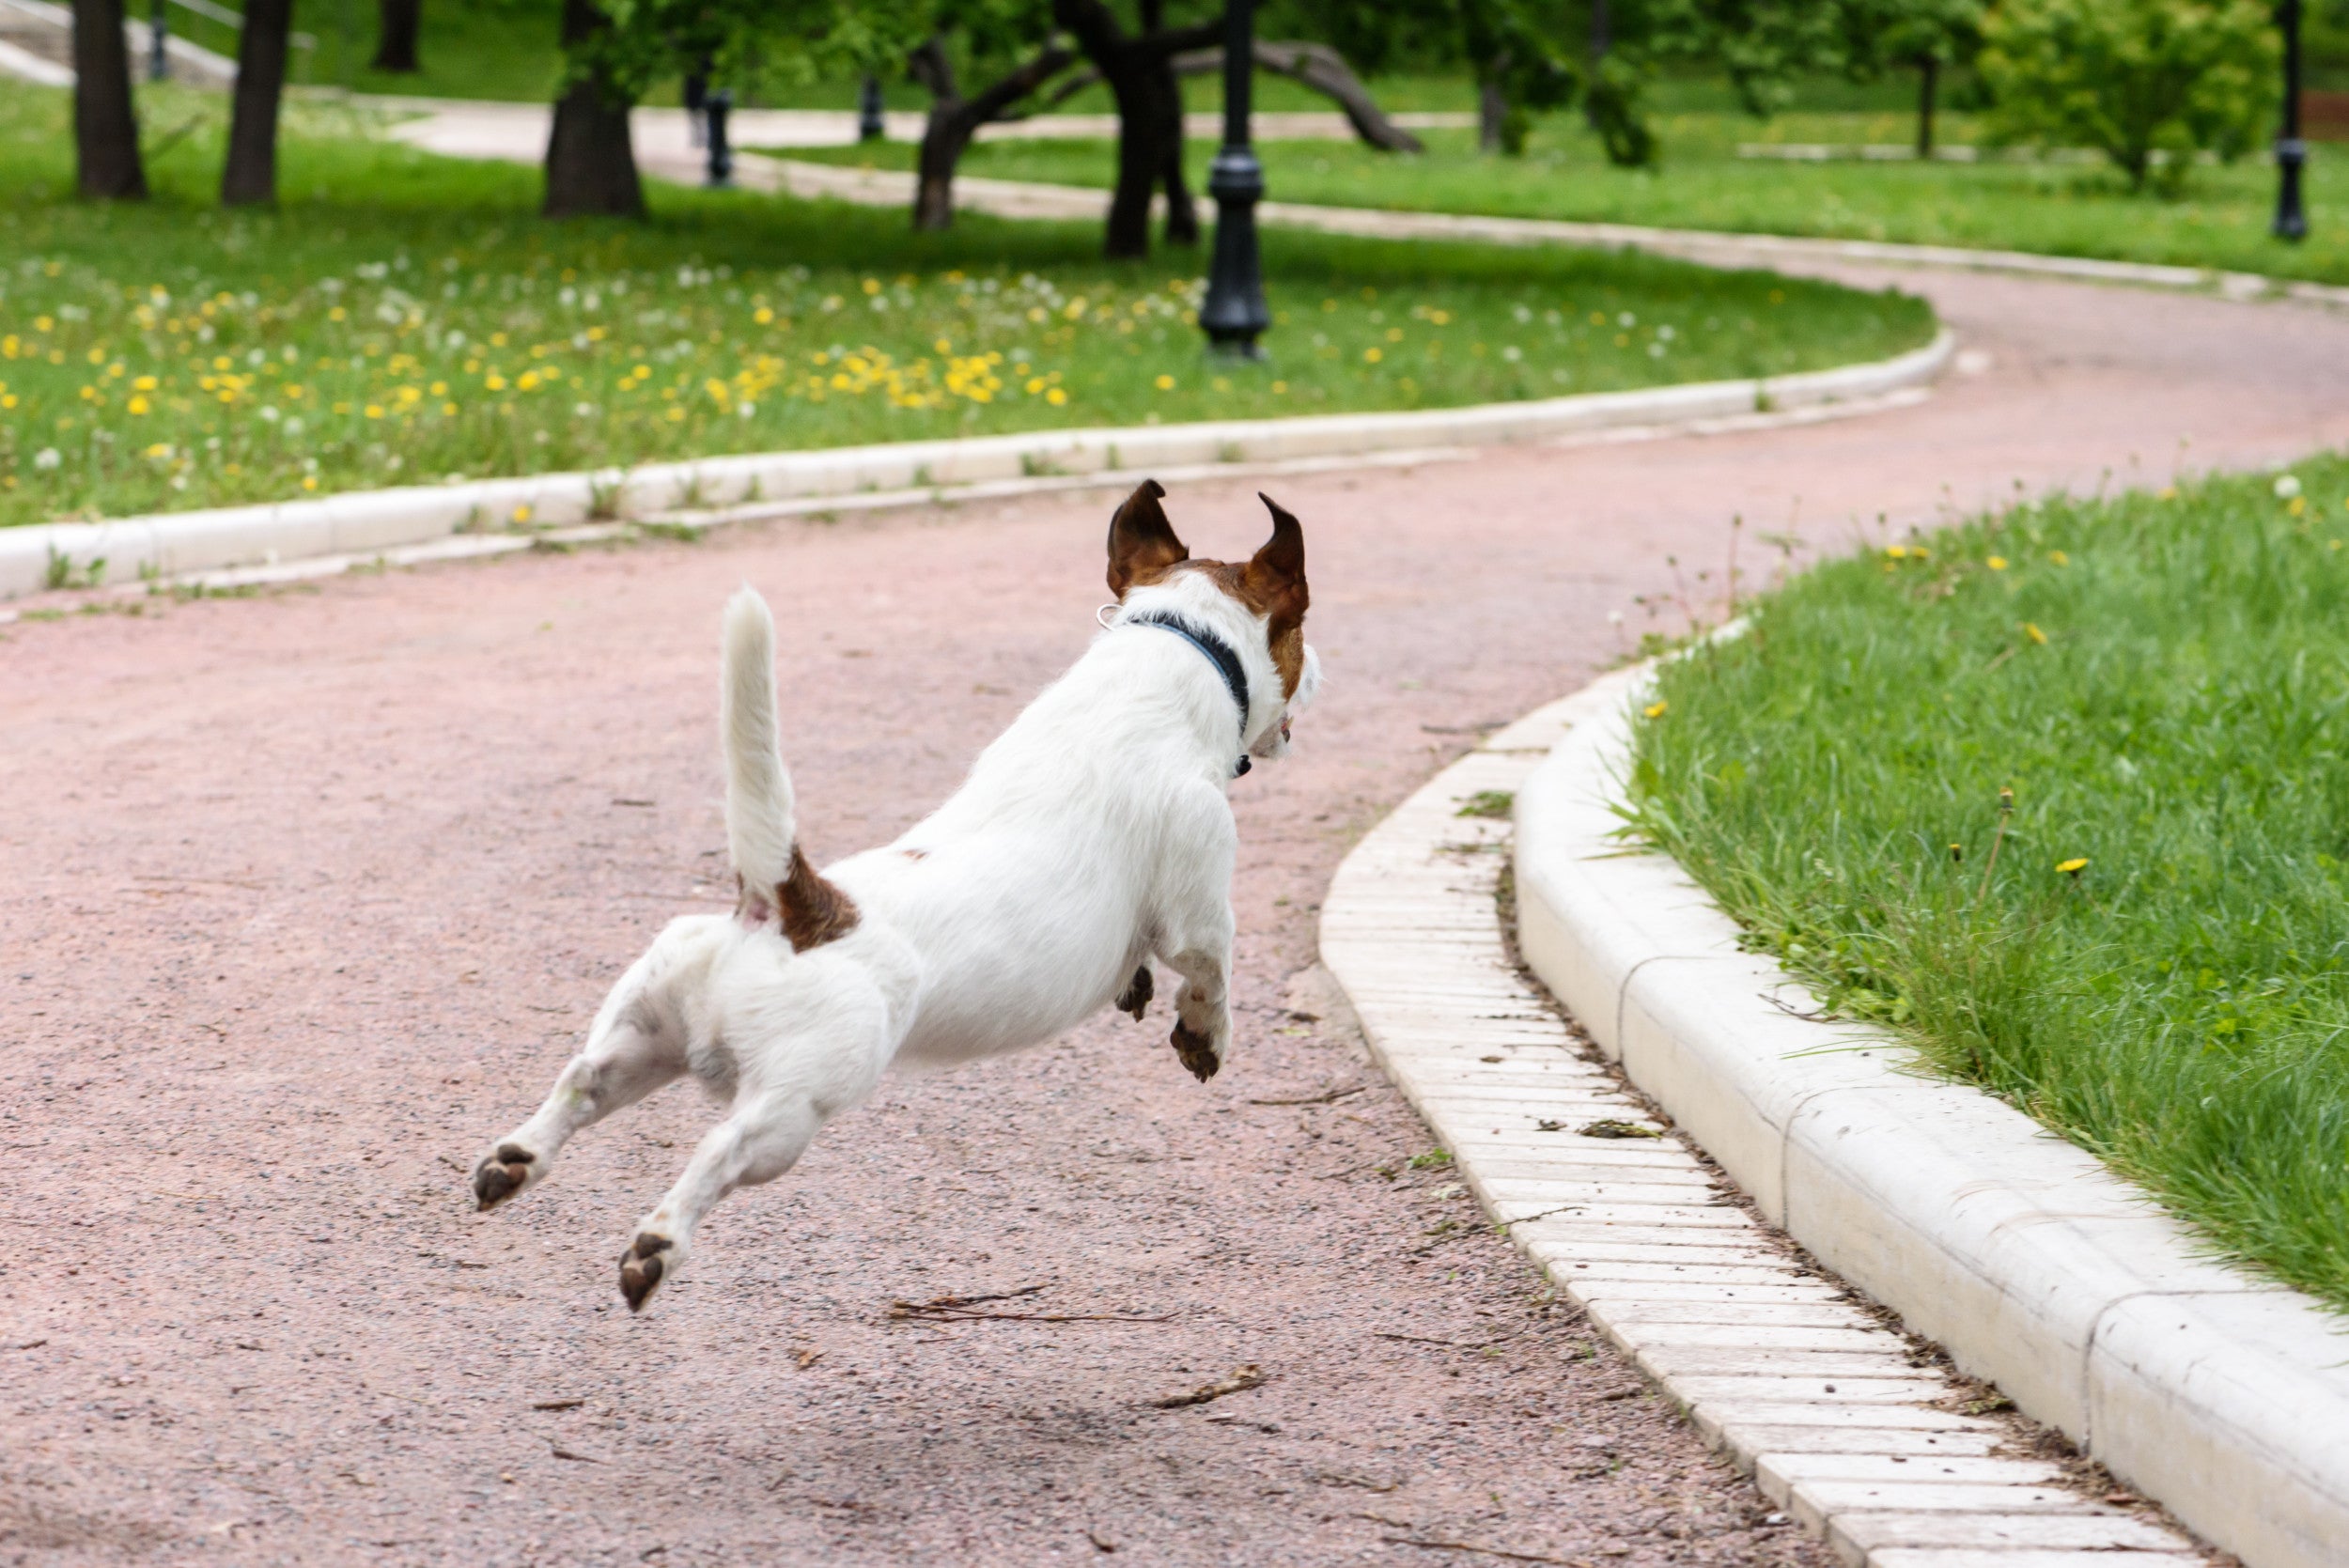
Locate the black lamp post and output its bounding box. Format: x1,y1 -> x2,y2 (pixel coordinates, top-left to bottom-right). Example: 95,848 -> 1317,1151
148,0 -> 169,81
1199,0 -> 1269,357
2276,0 -> 2308,241
858,75 -> 887,143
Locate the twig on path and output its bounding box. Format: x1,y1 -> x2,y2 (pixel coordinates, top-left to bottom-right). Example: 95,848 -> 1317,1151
1245,1084 -> 1367,1106
531,1398 -> 586,1411
1374,1322 -> 1534,1352
1152,1364 -> 1266,1408
1381,1534 -> 1582,1566
550,1445 -> 600,1463
889,1284 -> 1170,1325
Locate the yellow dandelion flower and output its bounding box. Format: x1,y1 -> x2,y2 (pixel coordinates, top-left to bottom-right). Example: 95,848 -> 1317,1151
862,278 -> 881,296
2158,485 -> 2178,501
2024,623 -> 2048,645
518,371 -> 541,392
302,474 -> 319,489
1363,347 -> 1384,364
2057,858 -> 2088,876
2289,496 -> 2307,517
1886,545 -> 1908,560
1046,388 -> 1067,406
1986,555 -> 2008,570
1643,700 -> 1668,719
1154,374 -> 1175,391
513,505 -> 533,524
2049,550 -> 2069,566
754,306 -> 774,325
365,405 -> 384,419
485,374 -> 507,392
127,395 -> 149,414
328,306 -> 346,321
132,375 -> 157,392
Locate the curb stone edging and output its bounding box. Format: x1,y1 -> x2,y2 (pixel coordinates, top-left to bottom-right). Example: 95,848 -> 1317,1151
1318,682 -> 2204,1568
0,332 -> 1952,601
1506,663 -> 2349,1568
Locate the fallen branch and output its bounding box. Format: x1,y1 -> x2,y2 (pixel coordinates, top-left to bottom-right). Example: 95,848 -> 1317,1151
1246,1083 -> 1366,1106
1382,1535 -> 1581,1566
1152,1364 -> 1266,1408
1374,1323 -> 1534,1351
889,1284 -> 1168,1325
530,1397 -> 586,1411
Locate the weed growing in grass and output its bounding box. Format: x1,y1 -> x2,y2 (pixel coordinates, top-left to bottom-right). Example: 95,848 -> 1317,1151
1626,455 -> 2349,1308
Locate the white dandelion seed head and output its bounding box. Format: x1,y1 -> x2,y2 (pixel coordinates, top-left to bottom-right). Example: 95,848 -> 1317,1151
33,446 -> 62,470
2275,474 -> 2302,499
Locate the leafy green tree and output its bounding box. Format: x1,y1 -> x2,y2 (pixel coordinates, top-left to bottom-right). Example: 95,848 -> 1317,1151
1979,0 -> 2278,192
904,0 -> 1076,230
1837,0 -> 1984,156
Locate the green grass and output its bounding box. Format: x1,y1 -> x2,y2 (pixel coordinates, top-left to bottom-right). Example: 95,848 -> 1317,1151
0,85 -> 1931,528
1625,457 -> 2349,1311
791,114 -> 2349,287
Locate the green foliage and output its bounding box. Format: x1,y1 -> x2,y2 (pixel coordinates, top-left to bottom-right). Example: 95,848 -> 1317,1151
1980,0 -> 2279,193
1626,456 -> 2349,1310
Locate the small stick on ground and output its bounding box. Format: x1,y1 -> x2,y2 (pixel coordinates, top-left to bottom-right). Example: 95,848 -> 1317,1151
1245,1084 -> 1367,1107
530,1397 -> 586,1411
1151,1364 -> 1266,1408
1382,1534 -> 1580,1566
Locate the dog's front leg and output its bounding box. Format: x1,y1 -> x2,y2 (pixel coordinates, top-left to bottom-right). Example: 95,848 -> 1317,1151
1156,797 -> 1237,1082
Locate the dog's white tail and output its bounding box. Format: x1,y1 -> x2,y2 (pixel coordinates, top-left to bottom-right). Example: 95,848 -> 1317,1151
722,586 -> 795,891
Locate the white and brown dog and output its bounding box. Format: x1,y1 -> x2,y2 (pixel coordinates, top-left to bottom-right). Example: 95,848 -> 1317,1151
469,480 -> 1318,1310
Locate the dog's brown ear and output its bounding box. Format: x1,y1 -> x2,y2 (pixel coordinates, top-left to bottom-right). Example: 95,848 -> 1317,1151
1107,478 -> 1189,598
1243,491 -> 1309,632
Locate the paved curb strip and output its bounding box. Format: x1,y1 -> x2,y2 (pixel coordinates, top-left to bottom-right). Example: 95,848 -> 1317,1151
1486,666 -> 2349,1568
1319,691 -> 2206,1568
0,333 -> 1949,600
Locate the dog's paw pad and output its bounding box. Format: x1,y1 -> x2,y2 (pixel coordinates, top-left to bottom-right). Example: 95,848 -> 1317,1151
1170,1021 -> 1221,1083
618,1233 -> 673,1313
472,1143 -> 536,1211
1116,965 -> 1154,1022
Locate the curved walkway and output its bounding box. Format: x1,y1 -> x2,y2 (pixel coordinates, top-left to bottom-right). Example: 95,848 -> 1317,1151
4,254 -> 2348,1563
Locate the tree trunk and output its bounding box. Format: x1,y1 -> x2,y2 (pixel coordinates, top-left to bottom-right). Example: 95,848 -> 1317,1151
1054,0 -> 1217,259
908,35 -> 1073,232
221,0 -> 293,206
1477,75 -> 1506,153
1915,53 -> 1938,160
370,0 -> 422,73
72,0 -> 146,200
542,0 -> 642,219
1150,56 -> 1195,245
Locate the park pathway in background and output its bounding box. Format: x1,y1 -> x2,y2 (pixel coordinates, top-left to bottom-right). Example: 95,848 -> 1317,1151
4,235 -> 2347,1562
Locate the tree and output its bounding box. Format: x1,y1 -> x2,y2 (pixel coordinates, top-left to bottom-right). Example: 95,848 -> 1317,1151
222,0 -> 296,206
908,21 -> 1076,229
1979,0 -> 2276,192
544,0 -> 645,217
72,0 -> 147,200
1459,0 -> 1577,154
1838,0 -> 1983,156
371,0 -> 424,72
1047,38 -> 1425,150
1052,0 -> 1221,258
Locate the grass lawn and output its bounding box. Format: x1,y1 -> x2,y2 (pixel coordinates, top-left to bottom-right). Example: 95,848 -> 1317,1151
1626,456 -> 2349,1311
792,115 -> 2349,287
0,86 -> 1931,529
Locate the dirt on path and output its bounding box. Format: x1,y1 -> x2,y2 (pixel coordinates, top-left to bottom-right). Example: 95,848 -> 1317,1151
2,269 -> 2345,1568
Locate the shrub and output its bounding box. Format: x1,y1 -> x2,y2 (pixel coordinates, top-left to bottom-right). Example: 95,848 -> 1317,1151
1980,0 -> 2278,193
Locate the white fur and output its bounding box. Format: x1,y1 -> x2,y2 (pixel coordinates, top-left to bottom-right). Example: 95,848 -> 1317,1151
472,563 -> 1319,1309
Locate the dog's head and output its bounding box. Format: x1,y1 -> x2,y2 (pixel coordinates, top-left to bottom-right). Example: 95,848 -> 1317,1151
1106,479 -> 1321,761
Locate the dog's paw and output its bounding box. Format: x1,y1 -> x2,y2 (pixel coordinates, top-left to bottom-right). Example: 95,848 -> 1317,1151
472,1142 -> 537,1211
1116,965 -> 1154,1022
618,1231 -> 676,1312
1169,1019 -> 1223,1083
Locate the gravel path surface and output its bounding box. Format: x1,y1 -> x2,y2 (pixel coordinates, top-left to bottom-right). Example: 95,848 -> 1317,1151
4,268 -> 2346,1567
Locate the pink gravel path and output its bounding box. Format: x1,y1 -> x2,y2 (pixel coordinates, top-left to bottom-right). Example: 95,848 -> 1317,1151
3,266 -> 2345,1567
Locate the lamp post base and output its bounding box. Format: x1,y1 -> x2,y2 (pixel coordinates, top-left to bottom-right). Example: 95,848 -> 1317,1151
1200,147 -> 1270,357
2274,138 -> 2308,241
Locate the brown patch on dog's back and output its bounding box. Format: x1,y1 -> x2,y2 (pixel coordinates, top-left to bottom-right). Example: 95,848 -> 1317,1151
778,846 -> 860,952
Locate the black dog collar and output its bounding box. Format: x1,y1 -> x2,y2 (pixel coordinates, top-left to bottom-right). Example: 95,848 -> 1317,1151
1128,613 -> 1253,778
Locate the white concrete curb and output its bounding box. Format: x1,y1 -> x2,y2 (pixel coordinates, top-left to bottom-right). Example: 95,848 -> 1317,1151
1509,663 -> 2349,1568
1319,689 -> 2204,1568
0,331 -> 1950,600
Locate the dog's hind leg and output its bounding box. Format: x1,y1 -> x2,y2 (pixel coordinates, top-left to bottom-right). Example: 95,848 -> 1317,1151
616,1090 -> 824,1312
472,962 -> 687,1212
